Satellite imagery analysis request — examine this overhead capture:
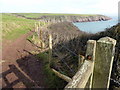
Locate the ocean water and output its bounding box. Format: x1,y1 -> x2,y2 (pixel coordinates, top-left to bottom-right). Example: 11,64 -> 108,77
73,18 -> 118,33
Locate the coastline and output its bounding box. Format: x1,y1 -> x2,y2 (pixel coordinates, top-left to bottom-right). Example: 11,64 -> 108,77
73,18 -> 118,33
12,13 -> 111,23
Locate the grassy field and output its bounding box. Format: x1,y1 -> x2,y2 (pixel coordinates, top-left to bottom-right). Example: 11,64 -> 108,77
36,52 -> 67,88
2,13 -> 36,40
13,13 -> 98,18
1,13 -> 98,41
2,13 -> 41,40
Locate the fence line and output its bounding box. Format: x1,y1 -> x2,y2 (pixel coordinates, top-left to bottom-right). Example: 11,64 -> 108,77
65,40 -> 96,88
65,37 -> 116,89
49,34 -> 52,67
92,37 -> 116,88
34,22 -> 117,89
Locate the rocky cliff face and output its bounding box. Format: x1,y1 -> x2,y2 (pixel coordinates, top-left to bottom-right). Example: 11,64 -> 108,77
13,14 -> 111,23
37,15 -> 111,23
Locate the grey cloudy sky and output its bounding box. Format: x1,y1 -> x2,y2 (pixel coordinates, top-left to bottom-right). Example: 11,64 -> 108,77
0,0 -> 119,16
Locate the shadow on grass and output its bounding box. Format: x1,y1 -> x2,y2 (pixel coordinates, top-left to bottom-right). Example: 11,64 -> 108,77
16,50 -> 67,88
1,64 -> 36,88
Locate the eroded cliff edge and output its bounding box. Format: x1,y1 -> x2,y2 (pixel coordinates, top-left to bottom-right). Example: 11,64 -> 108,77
13,13 -> 111,23
38,15 -> 111,22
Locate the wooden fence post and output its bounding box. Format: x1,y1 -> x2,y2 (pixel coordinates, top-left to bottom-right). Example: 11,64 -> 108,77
36,25 -> 39,36
32,35 -> 35,41
85,40 -> 96,89
78,54 -> 84,69
35,22 -> 37,32
52,68 -> 72,82
39,29 -> 43,48
49,34 -> 52,67
65,40 -> 96,88
92,37 -> 116,88
39,22 -> 40,27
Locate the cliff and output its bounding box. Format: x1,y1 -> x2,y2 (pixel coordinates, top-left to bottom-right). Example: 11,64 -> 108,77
13,13 -> 111,23
48,22 -> 120,89
38,15 -> 111,23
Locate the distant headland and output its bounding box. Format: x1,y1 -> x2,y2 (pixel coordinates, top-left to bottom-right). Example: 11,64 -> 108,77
12,13 -> 111,23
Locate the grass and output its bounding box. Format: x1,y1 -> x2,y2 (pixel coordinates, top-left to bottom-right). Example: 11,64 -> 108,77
2,13 -> 66,87
2,13 -> 37,40
36,52 -> 67,88
13,13 -> 98,18
2,13 -> 36,40
2,13 -> 48,40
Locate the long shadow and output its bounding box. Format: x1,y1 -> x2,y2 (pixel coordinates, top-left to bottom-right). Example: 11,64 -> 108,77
1,64 -> 36,88
14,23 -> 95,88
4,23 -> 119,88
16,51 -> 46,88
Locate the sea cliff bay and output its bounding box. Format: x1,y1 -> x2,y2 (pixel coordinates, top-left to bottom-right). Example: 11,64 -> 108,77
2,13 -> 119,89
13,13 -> 111,23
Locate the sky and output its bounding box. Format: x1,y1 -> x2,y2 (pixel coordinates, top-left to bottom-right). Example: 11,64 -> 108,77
0,0 -> 119,16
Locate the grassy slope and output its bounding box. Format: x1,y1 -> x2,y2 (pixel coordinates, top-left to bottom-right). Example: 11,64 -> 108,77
34,22 -> 120,88
2,13 -> 36,40
3,13 -> 118,88
2,13 -> 66,88
13,13 -> 98,18
36,52 -> 67,88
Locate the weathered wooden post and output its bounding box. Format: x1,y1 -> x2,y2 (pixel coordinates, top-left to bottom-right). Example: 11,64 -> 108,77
35,22 -> 37,32
92,37 -> 116,88
39,28 -> 45,49
40,29 -> 42,41
39,21 -> 41,27
32,35 -> 35,41
65,40 -> 96,88
85,40 -> 96,89
36,25 -> 39,37
52,69 -> 72,82
78,54 -> 85,69
49,34 -> 52,67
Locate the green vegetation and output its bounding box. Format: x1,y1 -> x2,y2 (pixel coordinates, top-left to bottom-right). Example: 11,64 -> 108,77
36,52 -> 67,88
90,24 -> 120,89
27,32 -> 37,41
2,13 -> 117,88
2,13 -> 48,40
2,13 -> 36,40
26,21 -> 120,88
13,13 -> 98,18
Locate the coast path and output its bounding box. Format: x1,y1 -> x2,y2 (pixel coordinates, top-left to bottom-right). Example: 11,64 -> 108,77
1,31 -> 46,88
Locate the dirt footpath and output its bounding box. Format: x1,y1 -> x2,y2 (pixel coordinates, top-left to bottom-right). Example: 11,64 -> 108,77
1,31 -> 47,88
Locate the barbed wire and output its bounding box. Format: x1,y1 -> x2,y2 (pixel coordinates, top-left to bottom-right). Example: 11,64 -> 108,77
60,44 -> 78,57
110,78 -> 120,86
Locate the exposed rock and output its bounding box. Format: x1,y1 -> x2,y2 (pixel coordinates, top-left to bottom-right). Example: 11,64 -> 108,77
38,15 -> 111,23
12,13 -> 111,23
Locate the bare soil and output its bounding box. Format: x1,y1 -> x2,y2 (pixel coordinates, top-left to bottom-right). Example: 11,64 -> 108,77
1,31 -> 47,88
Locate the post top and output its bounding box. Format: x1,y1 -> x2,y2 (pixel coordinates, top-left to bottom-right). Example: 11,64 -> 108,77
87,40 -> 96,44
97,37 -> 116,46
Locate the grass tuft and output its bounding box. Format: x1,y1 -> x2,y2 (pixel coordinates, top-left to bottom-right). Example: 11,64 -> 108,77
2,13 -> 36,40
36,52 -> 67,88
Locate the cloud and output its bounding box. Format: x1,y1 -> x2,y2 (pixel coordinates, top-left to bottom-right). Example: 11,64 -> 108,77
0,0 -> 119,16
1,0 -> 44,4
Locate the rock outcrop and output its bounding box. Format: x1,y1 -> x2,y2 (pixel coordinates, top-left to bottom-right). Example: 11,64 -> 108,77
13,13 -> 111,23
38,15 -> 111,23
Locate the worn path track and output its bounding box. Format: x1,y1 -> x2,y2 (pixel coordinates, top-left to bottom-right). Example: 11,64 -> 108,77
1,31 -> 46,88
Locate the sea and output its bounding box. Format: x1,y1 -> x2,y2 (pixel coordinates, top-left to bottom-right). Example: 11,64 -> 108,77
73,16 -> 118,33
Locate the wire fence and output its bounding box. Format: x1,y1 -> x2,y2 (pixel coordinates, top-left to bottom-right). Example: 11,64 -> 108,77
110,78 -> 120,87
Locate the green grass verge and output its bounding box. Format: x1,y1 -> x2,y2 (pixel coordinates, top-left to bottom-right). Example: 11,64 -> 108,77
13,13 -> 98,18
36,52 -> 67,88
2,13 -> 36,40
